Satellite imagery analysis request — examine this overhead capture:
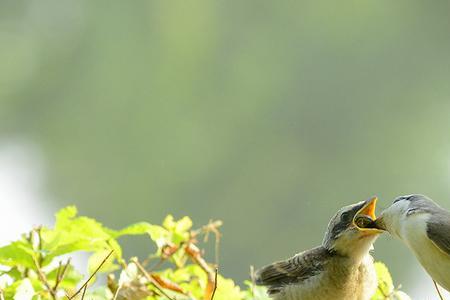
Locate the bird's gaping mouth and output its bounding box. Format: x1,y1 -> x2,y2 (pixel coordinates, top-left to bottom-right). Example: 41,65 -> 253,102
353,196 -> 384,234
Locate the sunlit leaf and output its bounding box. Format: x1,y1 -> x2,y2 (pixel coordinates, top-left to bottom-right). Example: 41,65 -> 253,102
115,222 -> 153,237
0,241 -> 35,269
212,275 -> 245,300
88,249 -> 119,275
13,278 -> 35,300
371,262 -> 410,300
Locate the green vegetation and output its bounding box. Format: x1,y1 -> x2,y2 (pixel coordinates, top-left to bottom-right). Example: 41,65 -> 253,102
0,207 -> 409,300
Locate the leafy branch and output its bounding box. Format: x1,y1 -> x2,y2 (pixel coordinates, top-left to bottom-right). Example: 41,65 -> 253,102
0,206 -> 410,300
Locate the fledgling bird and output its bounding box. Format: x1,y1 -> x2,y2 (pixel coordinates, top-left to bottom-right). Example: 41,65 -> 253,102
254,197 -> 383,300
374,194 -> 450,292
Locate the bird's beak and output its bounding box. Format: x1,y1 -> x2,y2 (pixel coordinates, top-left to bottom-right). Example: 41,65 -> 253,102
354,196 -> 384,234
373,217 -> 387,231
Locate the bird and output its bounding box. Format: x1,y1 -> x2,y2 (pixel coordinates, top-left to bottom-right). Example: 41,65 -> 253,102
254,197 -> 383,300
374,194 -> 450,292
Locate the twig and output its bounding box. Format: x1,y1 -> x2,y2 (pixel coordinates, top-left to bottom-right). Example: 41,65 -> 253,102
54,258 -> 72,291
36,227 -> 43,263
112,284 -> 121,300
249,266 -> 256,298
210,268 -> 218,300
81,285 -> 87,300
144,243 -> 180,271
185,243 -> 216,300
54,261 -> 62,287
30,226 -> 57,299
0,289 -> 5,300
32,255 -> 57,300
433,280 -> 444,300
376,285 -> 388,298
68,249 -> 114,299
131,257 -> 175,300
192,220 -> 222,267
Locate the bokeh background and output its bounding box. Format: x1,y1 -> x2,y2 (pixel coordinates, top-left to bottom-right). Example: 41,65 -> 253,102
2,1 -> 450,298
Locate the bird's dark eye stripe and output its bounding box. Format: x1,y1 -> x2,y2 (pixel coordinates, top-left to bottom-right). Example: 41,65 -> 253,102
393,198 -> 402,204
393,195 -> 414,204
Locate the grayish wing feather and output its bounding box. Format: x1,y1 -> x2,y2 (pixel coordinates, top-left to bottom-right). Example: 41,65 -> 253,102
254,246 -> 331,295
426,210 -> 450,256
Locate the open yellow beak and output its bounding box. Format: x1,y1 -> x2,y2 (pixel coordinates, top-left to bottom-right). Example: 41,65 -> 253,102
354,196 -> 383,233
358,196 -> 377,219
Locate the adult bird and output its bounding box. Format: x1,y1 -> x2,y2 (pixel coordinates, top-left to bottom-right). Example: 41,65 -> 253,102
254,197 -> 383,300
374,194 -> 450,292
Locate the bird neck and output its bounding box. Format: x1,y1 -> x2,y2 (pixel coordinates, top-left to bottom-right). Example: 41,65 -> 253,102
327,237 -> 376,264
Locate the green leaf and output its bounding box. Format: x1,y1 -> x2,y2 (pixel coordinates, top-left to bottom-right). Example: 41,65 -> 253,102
88,249 -> 119,275
371,262 -> 411,300
41,240 -> 96,266
174,217 -> 193,233
40,206 -> 121,268
213,275 -> 245,300
163,215 -> 192,244
2,267 -> 22,281
3,280 -> 22,299
114,222 -> 154,237
55,206 -> 78,224
0,241 -> 36,269
43,206 -> 113,252
147,225 -> 170,248
162,215 -> 176,230
163,215 -> 192,234
375,262 -> 393,294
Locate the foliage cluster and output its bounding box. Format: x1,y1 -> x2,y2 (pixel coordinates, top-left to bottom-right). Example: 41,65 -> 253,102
0,207 -> 409,300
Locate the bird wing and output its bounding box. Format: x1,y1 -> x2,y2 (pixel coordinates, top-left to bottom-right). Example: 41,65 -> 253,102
426,211 -> 450,256
254,246 -> 331,295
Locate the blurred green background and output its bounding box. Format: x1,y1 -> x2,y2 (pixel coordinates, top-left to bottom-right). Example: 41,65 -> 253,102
2,0 -> 450,297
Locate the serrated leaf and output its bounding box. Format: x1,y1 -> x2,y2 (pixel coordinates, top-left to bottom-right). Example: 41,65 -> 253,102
162,215 -> 192,244
115,222 -> 153,237
163,215 -> 176,230
55,206 -> 78,223
40,206 -> 121,269
147,225 -> 170,248
175,217 -> 193,233
213,275 -> 245,300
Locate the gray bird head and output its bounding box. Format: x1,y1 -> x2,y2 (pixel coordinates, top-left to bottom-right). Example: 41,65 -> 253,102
374,194 -> 440,237
323,197 -> 383,258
